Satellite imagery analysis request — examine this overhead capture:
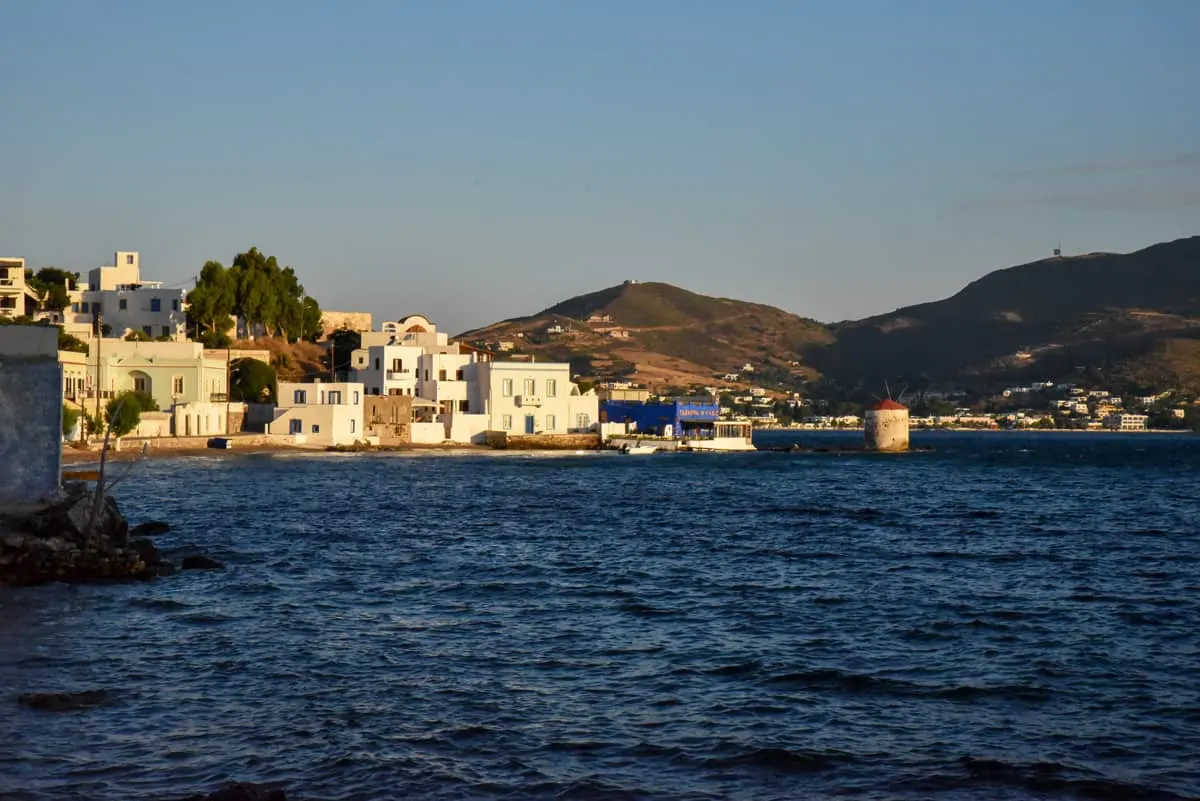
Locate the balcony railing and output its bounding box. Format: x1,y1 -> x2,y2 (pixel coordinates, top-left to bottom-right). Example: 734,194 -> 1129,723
211,393 -> 229,402
517,395 -> 542,407
386,370 -> 411,379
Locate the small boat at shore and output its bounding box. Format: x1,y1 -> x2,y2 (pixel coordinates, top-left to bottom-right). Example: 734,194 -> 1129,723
620,444 -> 658,455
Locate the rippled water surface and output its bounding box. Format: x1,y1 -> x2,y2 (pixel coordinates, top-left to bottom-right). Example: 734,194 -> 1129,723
3,431 -> 1199,800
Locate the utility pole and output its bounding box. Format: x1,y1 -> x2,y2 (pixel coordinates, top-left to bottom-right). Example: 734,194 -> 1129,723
225,344 -> 232,435
93,311 -> 102,438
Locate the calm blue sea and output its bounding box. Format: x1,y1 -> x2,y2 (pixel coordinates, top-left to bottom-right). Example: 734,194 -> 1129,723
2,431 -> 1199,800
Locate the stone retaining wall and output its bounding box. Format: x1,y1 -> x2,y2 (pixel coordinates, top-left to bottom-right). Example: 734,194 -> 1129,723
486,432 -> 601,450
113,434 -> 277,452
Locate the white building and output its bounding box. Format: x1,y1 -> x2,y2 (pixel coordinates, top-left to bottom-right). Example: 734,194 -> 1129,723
467,361 -> 598,435
374,314 -> 456,353
418,351 -> 476,415
61,339 -> 246,437
1103,413 -> 1148,431
0,257 -> 31,318
351,343 -> 424,396
269,381 -> 365,446
352,314 -> 463,396
67,251 -> 187,341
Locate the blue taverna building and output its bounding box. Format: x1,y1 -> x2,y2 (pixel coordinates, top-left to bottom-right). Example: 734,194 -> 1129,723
600,397 -> 720,438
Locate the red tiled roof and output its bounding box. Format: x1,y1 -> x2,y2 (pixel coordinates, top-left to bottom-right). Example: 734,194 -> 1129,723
871,399 -> 908,411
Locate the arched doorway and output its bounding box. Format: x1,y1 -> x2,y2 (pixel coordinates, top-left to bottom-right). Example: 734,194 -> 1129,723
129,370 -> 152,398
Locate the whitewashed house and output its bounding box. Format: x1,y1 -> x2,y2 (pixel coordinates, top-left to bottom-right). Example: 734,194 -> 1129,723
65,251 -> 187,340
0,257 -> 33,319
351,343 -> 423,396
466,361 -> 598,436
418,351 -> 475,415
269,381 -> 365,446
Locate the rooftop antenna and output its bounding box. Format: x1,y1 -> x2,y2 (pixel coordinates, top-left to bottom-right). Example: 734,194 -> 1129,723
1053,241 -> 1062,257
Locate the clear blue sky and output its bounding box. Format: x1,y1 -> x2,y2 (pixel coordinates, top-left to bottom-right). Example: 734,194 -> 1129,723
2,0 -> 1198,332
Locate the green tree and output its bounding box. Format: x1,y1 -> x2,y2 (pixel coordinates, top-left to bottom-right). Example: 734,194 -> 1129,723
57,329 -> 88,353
230,358 -> 277,403
200,247 -> 324,343
299,295 -> 323,342
62,404 -> 80,438
124,330 -> 152,342
25,267 -> 77,312
105,392 -> 148,437
187,260 -> 236,345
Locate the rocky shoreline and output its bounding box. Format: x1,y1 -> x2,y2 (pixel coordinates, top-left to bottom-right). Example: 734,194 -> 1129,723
0,483 -> 221,586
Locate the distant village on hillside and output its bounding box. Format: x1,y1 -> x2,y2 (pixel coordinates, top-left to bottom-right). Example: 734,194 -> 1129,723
1,248 -> 1197,454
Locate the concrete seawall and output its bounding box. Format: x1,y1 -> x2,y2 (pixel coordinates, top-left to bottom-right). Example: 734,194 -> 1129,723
0,327 -> 63,507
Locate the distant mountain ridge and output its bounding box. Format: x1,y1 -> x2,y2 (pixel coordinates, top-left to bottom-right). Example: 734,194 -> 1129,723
812,235 -> 1200,391
460,236 -> 1200,394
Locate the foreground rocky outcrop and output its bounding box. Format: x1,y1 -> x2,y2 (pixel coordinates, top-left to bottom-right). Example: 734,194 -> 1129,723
177,783 -> 287,801
0,483 -> 186,586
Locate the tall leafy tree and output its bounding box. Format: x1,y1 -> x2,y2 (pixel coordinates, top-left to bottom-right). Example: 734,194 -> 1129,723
187,261 -> 236,346
190,247 -> 323,344
299,296 -> 323,342
222,247 -> 322,343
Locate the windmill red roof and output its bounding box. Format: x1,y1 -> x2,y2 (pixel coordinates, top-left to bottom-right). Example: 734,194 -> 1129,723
870,398 -> 908,411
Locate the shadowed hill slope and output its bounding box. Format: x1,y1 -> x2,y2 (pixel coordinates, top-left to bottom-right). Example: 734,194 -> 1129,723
804,236 -> 1200,390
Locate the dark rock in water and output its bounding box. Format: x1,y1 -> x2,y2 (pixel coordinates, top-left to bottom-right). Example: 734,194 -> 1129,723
25,485 -> 128,545
155,561 -> 179,577
129,538 -> 159,565
0,486 -> 161,587
181,555 -> 224,571
18,689 -> 118,711
178,782 -> 287,801
130,520 -> 172,537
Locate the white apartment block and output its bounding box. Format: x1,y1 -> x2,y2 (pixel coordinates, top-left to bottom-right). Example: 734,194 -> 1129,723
66,251 -> 187,340
269,381 -> 365,446
1103,413 -> 1148,431
467,361 -> 598,435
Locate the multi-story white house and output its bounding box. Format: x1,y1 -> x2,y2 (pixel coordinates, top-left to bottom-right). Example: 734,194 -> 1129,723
0,257 -> 31,319
467,361 -> 598,435
1103,412 -> 1148,431
351,343 -> 424,396
352,314 -> 464,396
269,381 -> 365,446
66,251 -> 187,341
418,351 -> 476,414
